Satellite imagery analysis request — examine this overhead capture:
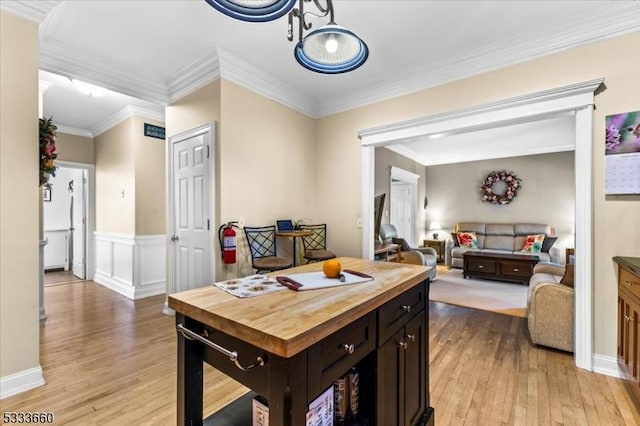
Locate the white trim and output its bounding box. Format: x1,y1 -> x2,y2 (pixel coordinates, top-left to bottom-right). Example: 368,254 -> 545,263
56,125 -> 93,138
167,50 -> 220,104
217,48 -> 316,118
92,105 -> 165,137
0,1 -> 61,23
94,232 -> 166,300
592,353 -> 628,380
359,79 -> 602,372
0,366 -> 45,400
390,166 -> 420,183
361,146 -> 375,260
165,122 -> 216,315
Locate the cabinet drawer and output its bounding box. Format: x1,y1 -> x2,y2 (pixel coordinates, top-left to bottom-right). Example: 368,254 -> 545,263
378,282 -> 426,344
500,260 -> 533,278
620,266 -> 640,301
467,259 -> 496,274
307,311 -> 376,396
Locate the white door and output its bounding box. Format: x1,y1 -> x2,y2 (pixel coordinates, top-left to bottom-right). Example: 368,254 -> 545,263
71,170 -> 86,279
171,127 -> 213,293
390,182 -> 413,246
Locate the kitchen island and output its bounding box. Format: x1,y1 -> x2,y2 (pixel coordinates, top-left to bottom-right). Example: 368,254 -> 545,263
168,257 -> 434,425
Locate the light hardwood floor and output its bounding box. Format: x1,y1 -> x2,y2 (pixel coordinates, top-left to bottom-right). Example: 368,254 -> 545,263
1,280 -> 638,425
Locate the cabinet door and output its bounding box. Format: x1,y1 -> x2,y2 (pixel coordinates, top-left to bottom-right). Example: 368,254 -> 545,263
630,297 -> 640,382
377,327 -> 404,426
619,290 -> 639,380
404,310 -> 427,426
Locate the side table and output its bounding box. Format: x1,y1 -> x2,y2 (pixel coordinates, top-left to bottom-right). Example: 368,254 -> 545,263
423,239 -> 445,263
566,247 -> 575,265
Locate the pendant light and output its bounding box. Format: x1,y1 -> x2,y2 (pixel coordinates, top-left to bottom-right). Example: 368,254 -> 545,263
288,0 -> 368,74
204,0 -> 296,22
205,0 -> 368,74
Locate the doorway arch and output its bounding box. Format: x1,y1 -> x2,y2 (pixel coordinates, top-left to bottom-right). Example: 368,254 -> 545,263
359,78 -> 603,371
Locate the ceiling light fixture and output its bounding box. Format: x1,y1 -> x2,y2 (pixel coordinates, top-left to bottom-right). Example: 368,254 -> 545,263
71,79 -> 108,97
205,0 -> 368,74
204,0 -> 296,22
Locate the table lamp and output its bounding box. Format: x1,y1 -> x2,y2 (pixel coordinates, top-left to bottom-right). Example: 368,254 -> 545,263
429,221 -> 442,240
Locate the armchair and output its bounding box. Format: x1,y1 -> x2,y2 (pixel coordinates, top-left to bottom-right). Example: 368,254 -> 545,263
379,224 -> 437,281
527,262 -> 574,352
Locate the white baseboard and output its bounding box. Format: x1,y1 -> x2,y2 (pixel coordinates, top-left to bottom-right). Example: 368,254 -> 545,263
94,270 -> 136,299
0,366 -> 45,400
592,353 -> 628,379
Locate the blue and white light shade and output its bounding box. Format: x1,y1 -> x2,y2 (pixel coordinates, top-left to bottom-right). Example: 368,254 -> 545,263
205,0 -> 368,74
295,24 -> 368,74
204,0 -> 296,22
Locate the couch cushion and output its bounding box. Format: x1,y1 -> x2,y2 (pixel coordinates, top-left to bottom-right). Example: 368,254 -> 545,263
515,223 -> 552,236
451,246 -> 476,258
485,224 -> 515,236
457,232 -> 478,249
536,252 -> 552,263
456,223 -> 486,234
521,234 -> 545,253
529,272 -> 562,286
484,235 -> 515,251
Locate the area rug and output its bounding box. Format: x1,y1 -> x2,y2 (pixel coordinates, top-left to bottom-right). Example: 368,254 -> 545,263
430,268 -> 528,317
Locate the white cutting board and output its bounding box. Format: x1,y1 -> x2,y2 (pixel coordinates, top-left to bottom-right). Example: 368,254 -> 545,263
276,271 -> 373,291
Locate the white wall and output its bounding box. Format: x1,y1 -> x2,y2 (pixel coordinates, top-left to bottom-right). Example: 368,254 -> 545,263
43,167 -> 83,230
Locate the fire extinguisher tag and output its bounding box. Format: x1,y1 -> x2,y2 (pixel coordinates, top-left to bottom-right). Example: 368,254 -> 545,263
223,236 -> 236,249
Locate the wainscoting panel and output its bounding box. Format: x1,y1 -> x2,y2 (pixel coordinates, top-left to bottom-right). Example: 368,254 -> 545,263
94,233 -> 166,299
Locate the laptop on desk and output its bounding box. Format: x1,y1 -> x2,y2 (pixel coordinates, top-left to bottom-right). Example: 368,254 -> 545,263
276,219 -> 295,232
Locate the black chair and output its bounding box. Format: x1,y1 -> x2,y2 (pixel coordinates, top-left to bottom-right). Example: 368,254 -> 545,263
298,224 -> 336,263
244,225 -> 292,273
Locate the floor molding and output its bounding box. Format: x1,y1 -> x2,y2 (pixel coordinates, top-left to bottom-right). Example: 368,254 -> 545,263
0,366 -> 45,400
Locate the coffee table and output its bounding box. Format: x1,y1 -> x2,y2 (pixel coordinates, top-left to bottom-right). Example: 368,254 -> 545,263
463,251 -> 539,284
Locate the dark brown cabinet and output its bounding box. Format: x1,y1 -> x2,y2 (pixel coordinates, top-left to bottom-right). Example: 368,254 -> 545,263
377,288 -> 431,426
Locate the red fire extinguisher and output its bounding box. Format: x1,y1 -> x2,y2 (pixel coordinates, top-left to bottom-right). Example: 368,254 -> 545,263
218,222 -> 238,264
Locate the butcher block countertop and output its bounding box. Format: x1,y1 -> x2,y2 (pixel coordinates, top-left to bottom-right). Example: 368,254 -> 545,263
168,257 -> 429,358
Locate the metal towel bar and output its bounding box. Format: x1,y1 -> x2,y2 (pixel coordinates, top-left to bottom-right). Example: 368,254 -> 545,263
177,324 -> 266,371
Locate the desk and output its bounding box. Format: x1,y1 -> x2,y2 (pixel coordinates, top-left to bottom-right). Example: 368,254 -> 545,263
169,257 -> 434,425
276,230 -> 312,266
374,243 -> 401,262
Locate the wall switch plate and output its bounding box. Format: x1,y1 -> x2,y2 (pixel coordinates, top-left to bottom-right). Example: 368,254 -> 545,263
356,217 -> 362,229
238,217 -> 245,228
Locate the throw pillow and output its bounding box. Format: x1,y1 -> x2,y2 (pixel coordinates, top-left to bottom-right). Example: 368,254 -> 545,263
521,234 -> 545,253
457,232 -> 478,249
561,264 -> 574,287
541,236 -> 557,253
451,232 -> 460,247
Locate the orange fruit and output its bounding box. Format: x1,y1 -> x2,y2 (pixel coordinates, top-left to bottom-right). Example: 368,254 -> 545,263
323,259 -> 342,278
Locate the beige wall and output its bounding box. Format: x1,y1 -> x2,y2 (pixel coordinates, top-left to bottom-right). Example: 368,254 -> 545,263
165,79 -> 316,277
374,147 -> 428,244
425,151 -> 575,251
133,116 -> 166,235
56,132 -> 94,164
94,118 -> 135,234
316,32 -> 640,358
0,11 -> 40,378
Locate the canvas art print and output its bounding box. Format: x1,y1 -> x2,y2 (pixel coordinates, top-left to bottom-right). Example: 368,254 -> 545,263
604,110 -> 640,195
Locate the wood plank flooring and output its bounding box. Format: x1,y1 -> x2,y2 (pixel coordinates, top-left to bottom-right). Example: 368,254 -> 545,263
1,280 -> 639,425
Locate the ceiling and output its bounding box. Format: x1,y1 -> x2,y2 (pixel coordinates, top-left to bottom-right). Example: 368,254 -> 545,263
3,1 -> 640,143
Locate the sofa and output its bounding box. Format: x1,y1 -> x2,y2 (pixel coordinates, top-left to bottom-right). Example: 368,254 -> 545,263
445,222 -> 560,268
527,262 -> 574,352
379,224 -> 438,281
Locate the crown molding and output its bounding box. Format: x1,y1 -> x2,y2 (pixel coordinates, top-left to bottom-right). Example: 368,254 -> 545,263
56,125 -> 93,138
39,39 -> 170,106
0,0 -> 61,23
92,105 -> 165,137
316,3 -> 640,118
166,50 -> 220,103
217,48 -> 317,118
